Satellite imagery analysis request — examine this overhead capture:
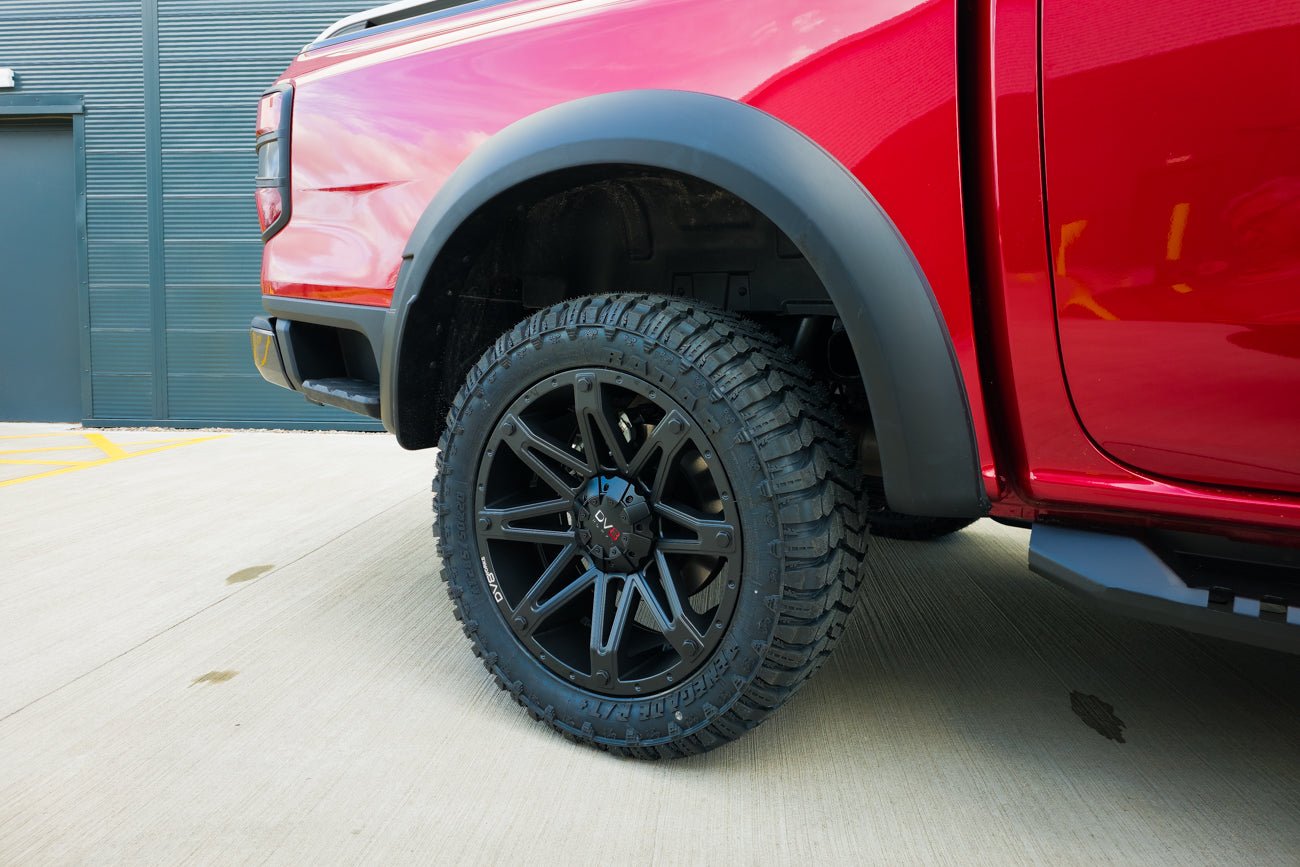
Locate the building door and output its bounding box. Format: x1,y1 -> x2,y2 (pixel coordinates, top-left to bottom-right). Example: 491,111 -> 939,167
0,117 -> 82,421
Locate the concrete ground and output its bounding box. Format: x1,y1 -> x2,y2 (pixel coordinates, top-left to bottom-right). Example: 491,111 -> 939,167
1,422 -> 1297,865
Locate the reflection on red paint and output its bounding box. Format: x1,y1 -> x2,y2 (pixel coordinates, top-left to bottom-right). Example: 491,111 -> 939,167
1043,1 -> 1300,494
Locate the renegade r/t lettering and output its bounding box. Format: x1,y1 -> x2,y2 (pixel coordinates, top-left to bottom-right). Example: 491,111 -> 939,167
250,0 -> 1300,756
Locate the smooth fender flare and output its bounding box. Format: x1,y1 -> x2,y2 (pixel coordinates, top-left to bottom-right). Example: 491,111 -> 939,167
382,89 -> 986,518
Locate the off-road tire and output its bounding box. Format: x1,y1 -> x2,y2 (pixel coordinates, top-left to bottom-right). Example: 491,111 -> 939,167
433,294 -> 865,758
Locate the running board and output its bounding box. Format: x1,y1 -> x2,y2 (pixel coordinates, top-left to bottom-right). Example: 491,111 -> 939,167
299,377 -> 381,418
1029,524 -> 1300,654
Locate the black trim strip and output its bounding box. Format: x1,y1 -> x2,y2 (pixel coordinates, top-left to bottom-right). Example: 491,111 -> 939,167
256,84 -> 293,242
308,0 -> 517,51
1030,524 -> 1300,654
260,296 -> 388,374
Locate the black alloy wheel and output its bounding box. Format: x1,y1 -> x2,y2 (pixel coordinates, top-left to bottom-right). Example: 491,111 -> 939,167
435,295 -> 865,757
474,367 -> 742,697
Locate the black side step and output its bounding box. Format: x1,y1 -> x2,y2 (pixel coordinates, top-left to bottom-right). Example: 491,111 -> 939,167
300,377 -> 381,419
1029,524 -> 1300,654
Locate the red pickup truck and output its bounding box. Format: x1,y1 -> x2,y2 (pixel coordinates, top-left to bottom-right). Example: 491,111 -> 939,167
251,0 -> 1300,756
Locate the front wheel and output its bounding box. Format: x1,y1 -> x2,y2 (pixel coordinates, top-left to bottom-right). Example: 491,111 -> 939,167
434,295 -> 865,758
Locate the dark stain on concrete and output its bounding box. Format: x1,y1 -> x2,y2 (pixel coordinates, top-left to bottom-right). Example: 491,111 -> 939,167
190,670 -> 238,686
1070,690 -> 1126,743
226,564 -> 273,584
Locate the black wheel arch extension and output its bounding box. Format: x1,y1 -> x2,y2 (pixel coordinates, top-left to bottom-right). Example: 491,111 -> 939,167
382,89 -> 987,518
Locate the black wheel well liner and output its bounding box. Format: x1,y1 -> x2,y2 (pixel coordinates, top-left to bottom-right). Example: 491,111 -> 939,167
382,89 -> 986,517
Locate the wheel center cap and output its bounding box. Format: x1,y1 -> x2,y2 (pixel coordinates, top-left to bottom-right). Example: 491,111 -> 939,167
574,475 -> 654,573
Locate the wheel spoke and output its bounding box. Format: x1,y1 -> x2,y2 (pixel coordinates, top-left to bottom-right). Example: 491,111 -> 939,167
480,498 -> 570,524
480,523 -> 575,546
514,542 -> 578,621
480,496 -> 572,545
628,409 -> 693,494
648,552 -> 707,657
574,380 -> 630,474
590,575 -> 637,681
529,565 -> 599,633
500,414 -> 585,497
654,502 -> 736,555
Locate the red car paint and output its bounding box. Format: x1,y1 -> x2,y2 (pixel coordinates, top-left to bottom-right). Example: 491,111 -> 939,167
262,0 -> 1300,538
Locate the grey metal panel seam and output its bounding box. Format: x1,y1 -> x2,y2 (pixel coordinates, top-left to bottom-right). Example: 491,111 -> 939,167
143,0 -> 168,419
73,109 -> 92,420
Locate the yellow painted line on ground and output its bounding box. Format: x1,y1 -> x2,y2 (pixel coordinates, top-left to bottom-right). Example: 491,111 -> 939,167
0,432 -> 229,489
0,437 -> 203,456
0,431 -> 84,440
0,444 -> 107,456
83,432 -> 129,459
0,458 -> 87,467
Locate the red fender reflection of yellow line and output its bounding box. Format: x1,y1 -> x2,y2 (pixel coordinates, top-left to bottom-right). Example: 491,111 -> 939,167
1055,219 -> 1119,321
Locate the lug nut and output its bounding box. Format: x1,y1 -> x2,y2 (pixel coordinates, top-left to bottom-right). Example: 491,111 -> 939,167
596,669 -> 610,684
668,418 -> 684,434
478,517 -> 492,530
715,530 -> 732,547
513,615 -> 528,629
501,420 -> 516,436
683,639 -> 697,655
576,375 -> 593,392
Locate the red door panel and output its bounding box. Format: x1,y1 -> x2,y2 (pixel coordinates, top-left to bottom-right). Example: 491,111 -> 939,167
1042,1 -> 1300,493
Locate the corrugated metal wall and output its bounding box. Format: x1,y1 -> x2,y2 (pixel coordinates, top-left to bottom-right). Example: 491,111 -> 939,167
1,0 -> 378,428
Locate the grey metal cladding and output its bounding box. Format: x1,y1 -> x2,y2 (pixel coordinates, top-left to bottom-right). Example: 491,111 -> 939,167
4,0 -> 379,427
4,5 -> 151,419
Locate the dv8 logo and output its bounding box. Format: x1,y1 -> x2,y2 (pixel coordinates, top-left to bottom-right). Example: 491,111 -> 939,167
593,509 -> 621,543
